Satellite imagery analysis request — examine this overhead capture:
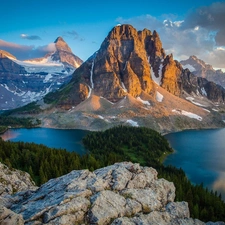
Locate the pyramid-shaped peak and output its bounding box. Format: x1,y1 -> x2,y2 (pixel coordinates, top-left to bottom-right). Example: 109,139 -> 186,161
54,37 -> 72,53
54,36 -> 65,43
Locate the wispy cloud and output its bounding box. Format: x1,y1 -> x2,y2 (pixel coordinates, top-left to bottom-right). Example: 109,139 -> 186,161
0,39 -> 55,60
116,2 -> 225,69
20,34 -> 42,40
64,30 -> 85,41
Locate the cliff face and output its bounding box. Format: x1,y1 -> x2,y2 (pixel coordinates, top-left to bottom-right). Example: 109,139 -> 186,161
161,54 -> 182,96
1,162 -> 217,225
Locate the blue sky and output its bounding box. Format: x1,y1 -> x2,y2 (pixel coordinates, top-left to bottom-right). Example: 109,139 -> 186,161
0,0 -> 225,69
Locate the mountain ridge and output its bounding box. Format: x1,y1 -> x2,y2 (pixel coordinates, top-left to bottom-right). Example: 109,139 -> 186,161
0,37 -> 83,110
181,55 -> 225,88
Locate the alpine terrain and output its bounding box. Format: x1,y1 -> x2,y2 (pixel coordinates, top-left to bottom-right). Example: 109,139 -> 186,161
181,55 -> 225,88
8,24 -> 225,133
0,37 -> 83,110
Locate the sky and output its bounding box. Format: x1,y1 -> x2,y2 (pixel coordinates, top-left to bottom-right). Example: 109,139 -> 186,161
0,0 -> 225,70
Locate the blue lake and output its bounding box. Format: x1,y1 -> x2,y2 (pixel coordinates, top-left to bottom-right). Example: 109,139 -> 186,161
164,128 -> 225,199
0,128 -> 90,155
1,127 -> 225,199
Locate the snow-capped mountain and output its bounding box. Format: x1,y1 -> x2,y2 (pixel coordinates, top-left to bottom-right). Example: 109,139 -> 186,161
0,37 -> 83,110
180,55 -> 225,88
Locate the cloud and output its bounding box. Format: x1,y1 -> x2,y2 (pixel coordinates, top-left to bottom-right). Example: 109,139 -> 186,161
20,34 -> 42,40
116,3 -> 225,70
64,30 -> 85,41
182,2 -> 225,46
0,39 -> 56,60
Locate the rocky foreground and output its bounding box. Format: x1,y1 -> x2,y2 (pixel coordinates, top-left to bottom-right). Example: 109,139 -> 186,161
0,162 -> 225,225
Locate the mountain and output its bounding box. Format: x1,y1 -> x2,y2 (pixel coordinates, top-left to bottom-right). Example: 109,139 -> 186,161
51,37 -> 83,68
46,25 -> 225,107
1,161 -> 223,225
38,25 -> 224,133
0,37 -> 83,110
180,55 -> 225,88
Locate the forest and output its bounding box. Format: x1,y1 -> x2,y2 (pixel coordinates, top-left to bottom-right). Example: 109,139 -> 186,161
0,125 -> 224,221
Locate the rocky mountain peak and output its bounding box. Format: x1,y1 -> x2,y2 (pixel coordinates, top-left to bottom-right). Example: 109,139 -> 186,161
54,36 -> 73,53
50,36 -> 83,69
107,24 -> 138,40
54,36 -> 64,43
180,55 -> 225,88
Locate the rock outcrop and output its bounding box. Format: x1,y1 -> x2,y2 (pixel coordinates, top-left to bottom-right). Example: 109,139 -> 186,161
1,162 -> 223,225
0,162 -> 37,197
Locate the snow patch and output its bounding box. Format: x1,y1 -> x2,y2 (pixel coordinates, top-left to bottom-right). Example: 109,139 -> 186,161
182,64 -> 196,72
100,96 -> 114,104
12,56 -> 71,74
98,115 -> 104,119
43,74 -> 53,83
156,91 -> 163,102
121,82 -> 127,92
186,97 -> 207,107
126,119 -> 139,127
201,87 -> 207,96
151,66 -> 162,85
123,61 -> 128,71
158,64 -> 163,79
137,97 -> 150,106
87,85 -> 92,99
172,109 -> 202,121
186,97 -> 194,101
90,60 -> 95,89
203,108 -> 210,113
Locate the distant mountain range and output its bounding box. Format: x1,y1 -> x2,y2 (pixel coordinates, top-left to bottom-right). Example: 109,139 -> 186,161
180,55 -> 225,88
0,37 -> 83,110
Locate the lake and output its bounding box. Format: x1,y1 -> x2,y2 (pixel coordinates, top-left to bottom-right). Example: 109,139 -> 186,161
1,127 -> 225,199
164,128 -> 225,199
0,128 -> 90,155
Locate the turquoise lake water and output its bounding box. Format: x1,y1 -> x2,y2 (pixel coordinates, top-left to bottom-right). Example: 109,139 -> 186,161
164,128 -> 225,199
1,128 -> 90,155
